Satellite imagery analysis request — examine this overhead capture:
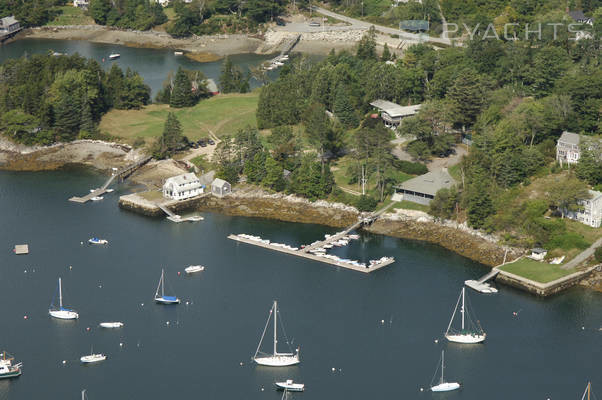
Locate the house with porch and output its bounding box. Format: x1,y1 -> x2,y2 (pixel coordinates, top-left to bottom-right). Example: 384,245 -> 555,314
163,173 -> 203,200
0,16 -> 20,34
369,100 -> 421,129
565,190 -> 602,228
393,169 -> 456,206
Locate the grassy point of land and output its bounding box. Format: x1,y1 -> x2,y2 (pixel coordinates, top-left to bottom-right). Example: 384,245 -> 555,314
46,6 -> 95,26
99,92 -> 259,144
499,257 -> 577,283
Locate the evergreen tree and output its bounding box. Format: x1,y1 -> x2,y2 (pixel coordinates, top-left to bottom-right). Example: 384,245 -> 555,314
170,67 -> 193,108
576,143 -> 602,186
446,68 -> 486,130
466,167 -> 495,229
79,99 -> 95,137
154,112 -> 186,158
54,94 -> 81,141
219,57 -> 237,94
333,84 -> 358,128
263,156 -> 285,191
356,26 -> 377,60
381,43 -> 392,62
89,0 -> 110,25
243,152 -> 267,183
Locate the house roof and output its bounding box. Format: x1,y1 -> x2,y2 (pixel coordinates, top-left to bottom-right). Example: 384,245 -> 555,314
206,79 -> 218,93
568,10 -> 588,21
395,169 -> 456,197
0,16 -> 18,26
531,248 -> 547,254
369,100 -> 421,118
558,131 -> 580,145
165,172 -> 199,186
588,190 -> 602,201
212,178 -> 230,187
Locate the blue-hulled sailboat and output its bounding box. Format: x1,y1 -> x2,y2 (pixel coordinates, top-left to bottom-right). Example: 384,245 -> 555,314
154,269 -> 180,305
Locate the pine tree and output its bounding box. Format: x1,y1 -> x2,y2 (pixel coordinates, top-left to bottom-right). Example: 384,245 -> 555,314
170,67 -> 193,108
219,57 -> 236,94
89,0 -> 111,25
381,43 -> 391,62
263,156 -> 285,191
155,112 -> 185,158
333,84 -> 358,128
79,99 -> 95,137
446,68 -> 486,130
54,94 -> 81,141
466,167 -> 495,229
356,26 -> 377,60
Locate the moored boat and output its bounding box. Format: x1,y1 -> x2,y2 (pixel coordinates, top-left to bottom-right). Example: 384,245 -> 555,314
0,352 -> 22,379
185,265 -> 205,274
445,287 -> 486,344
49,278 -> 79,320
80,351 -> 107,364
108,54 -> 120,60
88,237 -> 108,245
154,269 -> 180,304
91,196 -> 103,201
430,350 -> 460,392
174,51 -> 184,56
99,322 -> 124,328
275,379 -> 304,392
253,301 -> 300,367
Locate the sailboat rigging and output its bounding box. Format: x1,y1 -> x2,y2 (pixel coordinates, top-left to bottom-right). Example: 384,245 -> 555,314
154,269 -> 180,304
445,287 -> 486,344
581,382 -> 595,400
430,350 -> 460,392
49,277 -> 79,320
253,300 -> 300,367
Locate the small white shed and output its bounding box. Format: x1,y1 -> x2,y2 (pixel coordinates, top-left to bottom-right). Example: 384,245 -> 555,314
211,178 -> 231,197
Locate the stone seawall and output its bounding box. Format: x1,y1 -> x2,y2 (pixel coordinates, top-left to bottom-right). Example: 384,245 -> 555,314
497,266 -> 599,296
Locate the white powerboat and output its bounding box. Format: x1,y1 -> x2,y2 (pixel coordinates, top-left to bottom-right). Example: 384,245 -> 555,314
185,265 -> 205,274
108,54 -> 120,60
91,196 -> 103,201
88,238 -> 108,245
154,269 -> 180,304
49,278 -> 79,320
174,51 -> 184,56
445,287 -> 486,344
99,322 -> 124,328
430,350 -> 460,392
0,352 -> 22,379
253,301 -> 300,367
275,379 -> 304,391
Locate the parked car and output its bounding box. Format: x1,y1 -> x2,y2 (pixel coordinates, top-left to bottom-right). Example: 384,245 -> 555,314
197,139 -> 206,145
308,21 -> 321,27
275,18 -> 285,26
200,141 -> 207,147
208,139 -> 215,145
191,143 -> 199,149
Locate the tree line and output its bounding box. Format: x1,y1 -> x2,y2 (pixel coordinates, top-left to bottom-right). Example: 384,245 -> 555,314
89,0 -> 167,31
0,53 -> 150,144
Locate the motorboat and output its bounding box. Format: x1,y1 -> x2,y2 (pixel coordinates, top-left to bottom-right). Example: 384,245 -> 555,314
108,54 -> 120,60
0,352 -> 22,379
99,322 -> 124,328
49,278 -> 79,320
105,189 -> 114,193
185,265 -> 205,274
174,51 -> 184,56
253,301 -> 300,367
91,196 -> 103,201
80,350 -> 107,364
275,379 -> 304,392
88,238 -> 108,245
154,269 -> 180,304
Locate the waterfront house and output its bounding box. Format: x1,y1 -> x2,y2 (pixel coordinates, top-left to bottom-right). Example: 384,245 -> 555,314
163,173 -> 203,201
393,169 -> 456,205
211,178 -> 231,197
0,16 -> 20,34
73,0 -> 89,8
529,248 -> 548,261
565,190 -> 602,228
369,100 -> 421,128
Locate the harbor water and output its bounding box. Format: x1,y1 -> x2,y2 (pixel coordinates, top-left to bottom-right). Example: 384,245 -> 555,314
0,168 -> 600,399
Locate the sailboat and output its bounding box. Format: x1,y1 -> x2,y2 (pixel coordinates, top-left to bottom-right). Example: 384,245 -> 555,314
253,301 -> 300,367
154,269 -> 180,304
430,350 -> 460,392
80,346 -> 107,364
49,278 -> 79,320
445,287 -> 486,344
581,382 -> 594,400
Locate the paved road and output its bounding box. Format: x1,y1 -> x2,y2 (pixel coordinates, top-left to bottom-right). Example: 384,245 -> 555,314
562,237 -> 602,270
313,6 -> 452,46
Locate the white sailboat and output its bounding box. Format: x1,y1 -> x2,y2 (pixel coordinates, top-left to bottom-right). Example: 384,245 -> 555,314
154,269 -> 180,304
253,301 -> 300,367
80,346 -> 107,364
99,322 -> 124,328
430,350 -> 460,392
445,287 -> 486,344
49,278 -> 79,320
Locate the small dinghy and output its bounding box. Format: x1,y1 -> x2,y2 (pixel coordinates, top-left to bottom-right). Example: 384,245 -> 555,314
185,265 -> 205,274
108,54 -> 120,60
105,189 -> 114,193
88,238 -> 108,245
91,196 -> 103,201
275,379 -> 304,392
80,347 -> 106,364
99,322 -> 124,328
174,51 -> 184,56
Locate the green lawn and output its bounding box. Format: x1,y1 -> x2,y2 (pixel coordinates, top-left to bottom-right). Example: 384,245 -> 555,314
99,92 -> 259,144
46,6 -> 95,26
499,257 -> 576,283
391,200 -> 430,212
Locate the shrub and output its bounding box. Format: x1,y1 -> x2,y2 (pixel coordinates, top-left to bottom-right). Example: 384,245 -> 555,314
595,247 -> 602,263
546,232 -> 590,251
356,195 -> 378,212
395,160 -> 428,175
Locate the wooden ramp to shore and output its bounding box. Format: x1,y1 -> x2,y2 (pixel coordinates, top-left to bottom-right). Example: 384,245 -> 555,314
156,202 -> 205,223
228,234 -> 395,273
69,156 -> 151,203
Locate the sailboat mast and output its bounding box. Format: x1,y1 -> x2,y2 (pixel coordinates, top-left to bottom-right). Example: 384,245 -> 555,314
59,278 -> 63,308
273,300 -> 278,356
440,350 -> 445,384
161,270 -> 165,297
461,288 -> 465,331
588,382 -> 591,400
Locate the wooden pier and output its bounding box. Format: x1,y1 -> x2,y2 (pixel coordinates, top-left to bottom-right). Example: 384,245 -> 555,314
228,234 -> 395,273
157,201 -> 205,223
69,156 -> 152,203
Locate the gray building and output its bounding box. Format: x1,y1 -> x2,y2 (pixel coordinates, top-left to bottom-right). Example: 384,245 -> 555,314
566,190 -> 602,228
0,16 -> 20,34
211,178 -> 231,197
556,131 -> 581,165
393,169 -> 456,205
369,100 -> 421,128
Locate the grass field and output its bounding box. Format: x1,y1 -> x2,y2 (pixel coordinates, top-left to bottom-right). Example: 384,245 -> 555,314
46,6 -> 95,26
499,257 -> 576,283
99,92 -> 259,144
390,200 -> 429,212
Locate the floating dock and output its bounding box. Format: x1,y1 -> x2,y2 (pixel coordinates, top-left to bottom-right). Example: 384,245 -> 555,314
157,202 -> 204,223
13,244 -> 29,255
228,234 -> 395,273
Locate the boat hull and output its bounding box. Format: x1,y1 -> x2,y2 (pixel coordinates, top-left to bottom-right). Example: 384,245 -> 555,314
49,309 -> 79,320
154,297 -> 180,305
254,355 -> 300,367
445,333 -> 486,344
99,322 -> 123,328
80,355 -> 106,363
0,369 -> 21,379
431,382 -> 460,392
275,382 -> 304,391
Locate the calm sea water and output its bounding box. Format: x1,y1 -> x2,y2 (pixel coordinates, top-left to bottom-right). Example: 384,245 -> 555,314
0,38 -> 277,95
0,168 -> 600,400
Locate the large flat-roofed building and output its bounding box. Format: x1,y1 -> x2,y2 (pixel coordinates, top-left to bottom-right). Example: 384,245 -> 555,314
369,100 -> 421,128
393,169 -> 456,205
